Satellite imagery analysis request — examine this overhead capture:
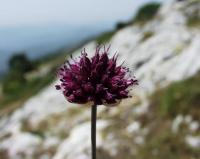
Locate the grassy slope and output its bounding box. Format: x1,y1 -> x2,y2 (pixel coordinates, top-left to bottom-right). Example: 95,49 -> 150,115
0,50 -> 69,114
136,73 -> 200,159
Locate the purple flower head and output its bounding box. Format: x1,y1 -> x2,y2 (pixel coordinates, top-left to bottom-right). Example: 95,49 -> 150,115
56,46 -> 138,106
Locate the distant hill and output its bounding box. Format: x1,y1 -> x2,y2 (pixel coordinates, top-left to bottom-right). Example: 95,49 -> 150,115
0,23 -> 113,73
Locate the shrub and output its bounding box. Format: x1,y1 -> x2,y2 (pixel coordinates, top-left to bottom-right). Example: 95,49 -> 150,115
116,22 -> 130,30
2,53 -> 34,95
96,31 -> 115,45
133,2 -> 161,24
2,70 -> 26,95
187,15 -> 200,28
140,31 -> 154,42
9,53 -> 34,74
0,52 -> 58,108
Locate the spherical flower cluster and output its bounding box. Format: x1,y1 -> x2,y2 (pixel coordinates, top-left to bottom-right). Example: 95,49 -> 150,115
56,47 -> 137,105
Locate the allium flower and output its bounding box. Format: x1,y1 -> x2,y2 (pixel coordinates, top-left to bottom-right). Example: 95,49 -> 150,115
56,46 -> 138,105
56,46 -> 137,159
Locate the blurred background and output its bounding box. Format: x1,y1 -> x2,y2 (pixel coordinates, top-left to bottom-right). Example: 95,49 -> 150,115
0,0 -> 199,159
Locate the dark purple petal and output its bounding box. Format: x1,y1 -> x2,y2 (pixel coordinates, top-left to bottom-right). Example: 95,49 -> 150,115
55,85 -> 61,90
83,83 -> 94,93
73,89 -> 83,97
95,84 -> 104,94
104,91 -> 116,104
67,94 -> 75,103
63,90 -> 71,97
118,90 -> 128,98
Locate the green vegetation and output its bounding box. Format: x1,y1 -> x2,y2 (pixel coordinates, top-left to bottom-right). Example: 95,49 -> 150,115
96,31 -> 116,45
184,0 -> 200,28
2,70 -> 26,95
8,53 -> 34,74
2,53 -> 33,95
136,74 -> 200,158
140,31 -> 154,42
0,70 -> 55,108
115,22 -> 131,30
2,53 -> 36,95
174,44 -> 185,55
0,51 -> 68,110
133,2 -> 161,24
137,125 -> 200,159
151,73 -> 200,119
187,15 -> 200,28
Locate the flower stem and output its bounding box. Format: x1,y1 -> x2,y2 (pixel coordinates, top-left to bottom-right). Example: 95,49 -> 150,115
91,104 -> 97,159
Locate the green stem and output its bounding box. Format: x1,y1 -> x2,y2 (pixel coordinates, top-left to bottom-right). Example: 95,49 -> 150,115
91,104 -> 97,159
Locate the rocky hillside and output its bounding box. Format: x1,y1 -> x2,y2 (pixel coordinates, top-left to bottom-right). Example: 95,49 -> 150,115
0,0 -> 200,159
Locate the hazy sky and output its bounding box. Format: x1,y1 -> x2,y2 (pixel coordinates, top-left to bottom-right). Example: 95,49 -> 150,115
0,0 -> 163,27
